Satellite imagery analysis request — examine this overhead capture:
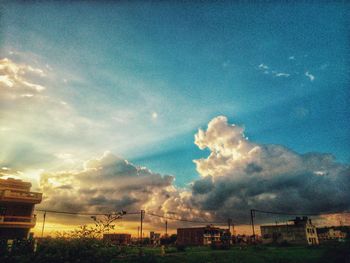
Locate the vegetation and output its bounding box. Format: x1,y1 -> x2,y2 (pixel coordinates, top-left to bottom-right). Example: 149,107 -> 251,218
56,214 -> 124,239
0,240 -> 349,263
1,219 -> 349,263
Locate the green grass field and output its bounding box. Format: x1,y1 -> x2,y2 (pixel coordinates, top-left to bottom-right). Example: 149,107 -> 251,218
113,245 -> 349,263
2,239 -> 349,263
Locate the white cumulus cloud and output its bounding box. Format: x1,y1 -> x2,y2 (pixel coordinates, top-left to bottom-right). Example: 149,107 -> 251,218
191,116 -> 350,223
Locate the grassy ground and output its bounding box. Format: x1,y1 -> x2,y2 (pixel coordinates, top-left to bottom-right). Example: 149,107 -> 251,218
113,245 -> 348,263
1,239 -> 349,263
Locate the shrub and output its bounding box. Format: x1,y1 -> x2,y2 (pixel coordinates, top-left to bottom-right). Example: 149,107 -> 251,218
33,238 -> 120,263
176,244 -> 187,252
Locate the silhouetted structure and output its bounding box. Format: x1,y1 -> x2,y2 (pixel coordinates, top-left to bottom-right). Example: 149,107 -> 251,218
177,225 -> 229,246
0,178 -> 42,239
261,216 -> 319,245
150,231 -> 161,245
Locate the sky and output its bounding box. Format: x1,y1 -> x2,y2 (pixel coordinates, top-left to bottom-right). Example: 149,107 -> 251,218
0,1 -> 349,235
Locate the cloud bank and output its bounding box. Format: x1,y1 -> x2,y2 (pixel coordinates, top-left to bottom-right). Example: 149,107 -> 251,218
191,116 -> 350,223
39,152 -> 204,223
5,115 -> 348,227
36,116 -> 350,226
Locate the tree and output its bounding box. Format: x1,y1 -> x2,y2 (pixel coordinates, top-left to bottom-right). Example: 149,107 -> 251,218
57,211 -> 126,239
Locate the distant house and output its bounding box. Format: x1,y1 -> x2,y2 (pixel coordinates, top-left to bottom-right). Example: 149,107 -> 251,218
0,178 -> 42,240
103,233 -> 131,245
150,231 -> 161,245
317,227 -> 347,243
177,225 -> 229,246
260,216 -> 319,245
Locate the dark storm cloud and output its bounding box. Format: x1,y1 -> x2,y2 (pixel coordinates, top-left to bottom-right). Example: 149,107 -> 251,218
191,116 -> 350,223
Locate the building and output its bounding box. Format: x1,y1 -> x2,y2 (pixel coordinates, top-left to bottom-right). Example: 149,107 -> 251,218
0,178 -> 42,240
150,231 -> 161,245
260,217 -> 319,245
317,227 -> 347,243
177,225 -> 228,246
103,233 -> 131,245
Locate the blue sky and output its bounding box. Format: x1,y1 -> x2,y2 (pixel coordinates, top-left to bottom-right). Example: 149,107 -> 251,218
1,1 -> 349,186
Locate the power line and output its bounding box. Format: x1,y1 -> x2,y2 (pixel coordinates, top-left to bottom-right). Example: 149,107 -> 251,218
35,209 -> 227,224
35,209 -> 140,216
35,208 -> 349,225
146,212 -> 226,224
252,209 -> 350,217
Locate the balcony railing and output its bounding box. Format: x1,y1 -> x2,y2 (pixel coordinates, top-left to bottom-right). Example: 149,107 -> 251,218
0,215 -> 36,227
0,189 -> 42,203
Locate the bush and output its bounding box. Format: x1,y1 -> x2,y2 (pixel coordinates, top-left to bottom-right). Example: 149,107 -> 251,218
33,238 -> 120,263
211,241 -> 231,250
321,241 -> 350,263
277,241 -> 291,247
176,244 -> 187,252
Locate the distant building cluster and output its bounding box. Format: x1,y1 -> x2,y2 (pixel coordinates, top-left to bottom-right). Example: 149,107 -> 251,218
317,227 -> 348,243
0,178 -> 348,249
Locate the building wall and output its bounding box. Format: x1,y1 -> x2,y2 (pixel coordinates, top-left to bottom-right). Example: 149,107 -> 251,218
305,224 -> 319,245
261,225 -> 309,245
177,228 -> 204,246
261,218 -> 319,245
0,203 -> 34,217
177,226 -> 225,246
0,178 -> 42,240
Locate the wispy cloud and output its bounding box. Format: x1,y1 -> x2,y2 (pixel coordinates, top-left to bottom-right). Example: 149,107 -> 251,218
257,63 -> 290,78
305,71 -> 315,81
0,58 -> 46,96
275,72 -> 290,77
258,63 -> 269,70
1,53 -> 236,175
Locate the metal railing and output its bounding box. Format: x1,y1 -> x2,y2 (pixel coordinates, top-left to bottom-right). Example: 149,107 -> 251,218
0,215 -> 36,226
0,189 -> 42,202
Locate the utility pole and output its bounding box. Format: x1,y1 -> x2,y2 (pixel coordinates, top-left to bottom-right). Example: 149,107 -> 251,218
165,220 -> 168,237
250,209 -> 255,241
228,218 -> 232,233
140,210 -> 145,246
41,211 -> 46,237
